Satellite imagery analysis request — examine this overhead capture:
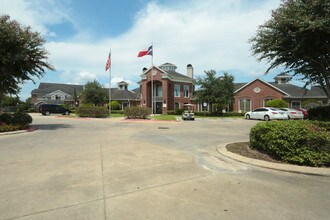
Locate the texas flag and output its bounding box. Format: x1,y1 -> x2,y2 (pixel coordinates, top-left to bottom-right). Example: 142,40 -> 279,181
137,45 -> 153,57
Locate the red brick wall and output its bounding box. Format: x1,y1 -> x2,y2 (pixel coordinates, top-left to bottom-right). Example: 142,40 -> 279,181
140,67 -> 194,114
234,80 -> 285,112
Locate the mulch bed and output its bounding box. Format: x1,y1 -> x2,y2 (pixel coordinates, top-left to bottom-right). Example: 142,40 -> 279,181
226,142 -> 287,164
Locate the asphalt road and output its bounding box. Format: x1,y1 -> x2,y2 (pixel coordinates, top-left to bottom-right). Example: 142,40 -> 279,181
0,114 -> 329,220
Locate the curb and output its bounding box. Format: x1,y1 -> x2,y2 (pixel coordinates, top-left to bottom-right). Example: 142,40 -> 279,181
216,142 -> 330,177
0,126 -> 38,136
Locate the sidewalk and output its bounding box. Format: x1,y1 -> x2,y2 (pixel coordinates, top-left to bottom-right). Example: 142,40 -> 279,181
217,143 -> 330,177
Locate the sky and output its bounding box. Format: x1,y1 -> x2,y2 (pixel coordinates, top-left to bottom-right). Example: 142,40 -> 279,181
1,0 -> 301,101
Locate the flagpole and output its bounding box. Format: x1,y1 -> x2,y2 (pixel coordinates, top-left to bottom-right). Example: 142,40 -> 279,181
108,49 -> 112,118
151,42 -> 154,115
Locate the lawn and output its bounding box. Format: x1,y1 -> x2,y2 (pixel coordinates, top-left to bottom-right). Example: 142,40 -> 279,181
151,115 -> 177,121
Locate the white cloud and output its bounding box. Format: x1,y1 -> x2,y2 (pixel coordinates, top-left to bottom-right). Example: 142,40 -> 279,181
0,0 -> 73,36
2,0 -> 284,99
43,0 -> 281,83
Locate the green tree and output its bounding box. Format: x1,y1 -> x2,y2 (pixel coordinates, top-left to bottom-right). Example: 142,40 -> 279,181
0,15 -> 54,112
196,70 -> 235,113
265,99 -> 288,108
250,0 -> 330,103
2,95 -> 20,107
82,80 -> 107,106
110,100 -> 120,110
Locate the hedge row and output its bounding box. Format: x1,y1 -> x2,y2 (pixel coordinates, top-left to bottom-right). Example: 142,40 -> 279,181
76,106 -> 109,118
124,106 -> 151,119
250,120 -> 330,167
308,106 -> 330,121
0,112 -> 32,132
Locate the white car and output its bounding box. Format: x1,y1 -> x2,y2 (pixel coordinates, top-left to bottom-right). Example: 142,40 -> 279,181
245,107 -> 288,121
280,108 -> 304,119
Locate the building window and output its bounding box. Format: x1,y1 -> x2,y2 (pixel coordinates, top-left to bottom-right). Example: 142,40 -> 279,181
291,101 -> 301,109
264,98 -> 273,107
239,99 -> 251,112
174,102 -> 180,110
156,84 -> 163,97
61,95 -> 65,100
154,84 -> 162,97
174,84 -> 180,97
184,85 -> 189,98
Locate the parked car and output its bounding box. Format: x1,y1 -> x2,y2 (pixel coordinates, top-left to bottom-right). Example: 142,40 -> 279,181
39,104 -> 71,116
295,108 -> 308,119
245,107 -> 288,121
280,108 -> 304,119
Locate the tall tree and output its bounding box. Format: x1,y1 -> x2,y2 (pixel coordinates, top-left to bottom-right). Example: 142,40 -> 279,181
196,70 -> 235,113
250,0 -> 330,103
0,15 -> 54,111
82,80 -> 107,106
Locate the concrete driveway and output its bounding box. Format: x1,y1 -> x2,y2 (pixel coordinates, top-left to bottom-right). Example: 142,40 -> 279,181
0,114 -> 329,220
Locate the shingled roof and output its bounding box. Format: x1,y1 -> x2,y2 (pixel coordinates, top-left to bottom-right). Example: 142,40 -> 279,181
31,82 -> 84,96
104,88 -> 140,100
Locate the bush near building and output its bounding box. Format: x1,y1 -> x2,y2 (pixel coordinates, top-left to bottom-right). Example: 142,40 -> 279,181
76,106 -> 109,118
308,106 -> 330,121
124,106 -> 151,119
250,120 -> 330,167
265,99 -> 288,108
0,112 -> 33,132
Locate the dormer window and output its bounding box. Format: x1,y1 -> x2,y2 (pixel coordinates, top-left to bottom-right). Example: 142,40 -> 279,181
117,81 -> 129,90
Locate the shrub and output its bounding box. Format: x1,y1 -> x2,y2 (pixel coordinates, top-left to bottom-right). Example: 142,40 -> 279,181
0,113 -> 12,125
111,101 -> 120,110
308,106 -> 330,121
11,112 -> 33,125
28,108 -> 36,113
76,106 -> 109,118
250,120 -> 330,167
265,99 -> 288,108
124,106 -> 151,119
0,124 -> 26,132
310,121 -> 330,132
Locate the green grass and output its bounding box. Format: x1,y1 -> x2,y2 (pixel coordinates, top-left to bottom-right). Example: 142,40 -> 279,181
151,115 -> 177,121
109,113 -> 124,118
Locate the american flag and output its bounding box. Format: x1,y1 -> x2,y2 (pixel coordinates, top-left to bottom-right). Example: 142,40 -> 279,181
105,52 -> 111,71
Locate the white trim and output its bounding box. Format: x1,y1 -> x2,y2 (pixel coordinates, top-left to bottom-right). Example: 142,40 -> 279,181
234,78 -> 290,96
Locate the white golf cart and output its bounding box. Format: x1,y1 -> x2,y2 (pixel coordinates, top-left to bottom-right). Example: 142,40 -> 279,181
182,104 -> 195,121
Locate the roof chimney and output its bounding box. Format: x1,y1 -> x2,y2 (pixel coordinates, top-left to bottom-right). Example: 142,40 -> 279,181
187,64 -> 193,78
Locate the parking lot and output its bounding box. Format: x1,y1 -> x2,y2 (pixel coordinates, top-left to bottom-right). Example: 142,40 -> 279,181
0,114 -> 329,219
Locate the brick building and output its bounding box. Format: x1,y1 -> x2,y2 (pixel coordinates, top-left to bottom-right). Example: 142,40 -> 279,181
140,63 -> 195,114
234,73 -> 328,112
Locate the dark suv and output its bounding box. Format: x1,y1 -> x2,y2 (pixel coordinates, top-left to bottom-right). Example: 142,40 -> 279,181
39,104 -> 71,116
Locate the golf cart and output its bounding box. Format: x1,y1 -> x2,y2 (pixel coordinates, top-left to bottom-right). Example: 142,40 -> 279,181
182,104 -> 195,121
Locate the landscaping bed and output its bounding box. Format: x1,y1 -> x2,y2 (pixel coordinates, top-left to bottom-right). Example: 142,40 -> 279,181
226,142 -> 287,164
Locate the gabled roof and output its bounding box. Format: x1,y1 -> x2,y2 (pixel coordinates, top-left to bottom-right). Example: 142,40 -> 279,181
117,81 -> 129,85
104,88 -> 140,100
234,78 -> 290,96
31,82 -> 84,96
235,78 -> 327,98
141,66 -> 193,83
